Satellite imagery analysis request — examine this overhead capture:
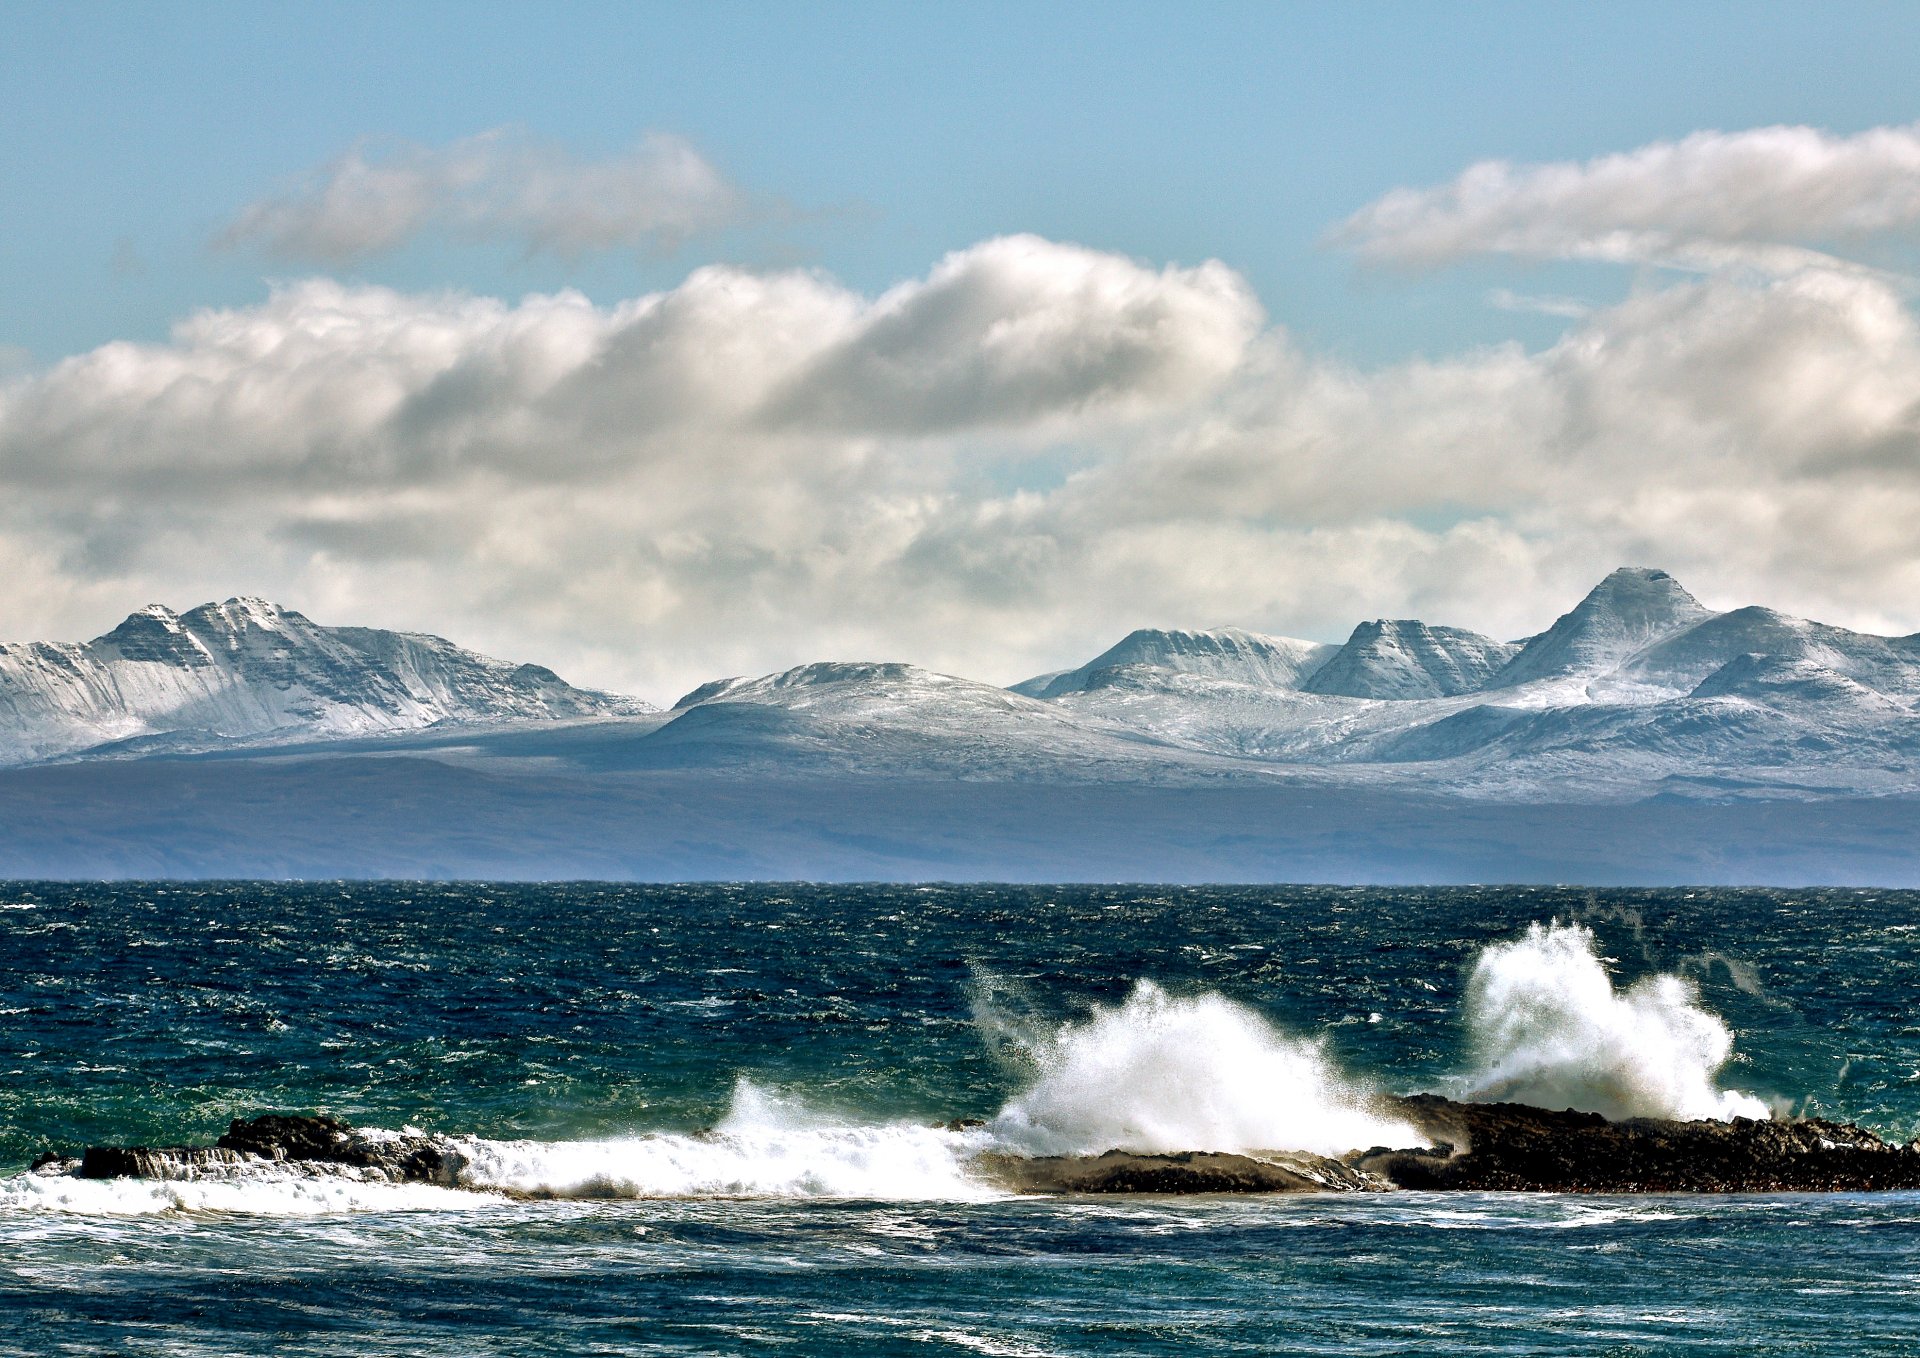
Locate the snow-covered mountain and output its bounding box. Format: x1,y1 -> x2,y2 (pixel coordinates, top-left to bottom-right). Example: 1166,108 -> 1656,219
1013,627 -> 1337,698
7,569 -> 1919,803
1302,619 -> 1518,700
0,597 -> 651,764
1008,567 -> 1920,798
1488,567 -> 1713,696
658,661 -> 1227,781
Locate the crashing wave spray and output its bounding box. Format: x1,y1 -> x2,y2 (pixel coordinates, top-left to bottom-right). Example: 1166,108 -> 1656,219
990,980 -> 1424,1158
452,1079 -> 998,1201
1461,921 -> 1769,1122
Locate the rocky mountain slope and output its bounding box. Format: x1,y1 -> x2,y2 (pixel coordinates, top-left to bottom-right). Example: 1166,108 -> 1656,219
0,598 -> 651,764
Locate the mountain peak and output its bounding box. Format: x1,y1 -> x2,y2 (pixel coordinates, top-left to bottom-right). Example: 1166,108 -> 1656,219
1303,619 -> 1519,700
6,596 -> 652,765
180,596 -> 306,635
1489,568 -> 1714,689
1584,567 -> 1705,616
1019,626 -> 1338,697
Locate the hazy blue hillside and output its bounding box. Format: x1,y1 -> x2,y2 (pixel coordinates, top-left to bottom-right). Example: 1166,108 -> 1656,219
2,750 -> 1917,884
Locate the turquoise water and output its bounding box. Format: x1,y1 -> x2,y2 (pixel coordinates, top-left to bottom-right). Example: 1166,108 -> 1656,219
4,883 -> 1920,1355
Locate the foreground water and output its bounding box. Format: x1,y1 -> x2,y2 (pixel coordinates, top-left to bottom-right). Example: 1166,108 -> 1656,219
4,883 -> 1919,1355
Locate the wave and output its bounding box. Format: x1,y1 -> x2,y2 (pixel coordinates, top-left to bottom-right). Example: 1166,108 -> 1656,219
0,1164 -> 499,1216
988,980 -> 1424,1158
4,919 -> 1776,1215
1461,921 -> 1770,1121
451,1081 -> 999,1201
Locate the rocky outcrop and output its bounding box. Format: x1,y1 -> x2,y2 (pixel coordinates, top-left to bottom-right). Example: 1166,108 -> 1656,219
51,1100 -> 1920,1197
1361,1094 -> 1920,1193
976,1148 -> 1385,1195
73,1113 -> 465,1185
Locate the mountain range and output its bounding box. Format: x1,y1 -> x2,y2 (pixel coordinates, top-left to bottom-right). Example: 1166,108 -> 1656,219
5,567 -> 1920,800
3,568 -> 1918,882
0,597 -> 649,766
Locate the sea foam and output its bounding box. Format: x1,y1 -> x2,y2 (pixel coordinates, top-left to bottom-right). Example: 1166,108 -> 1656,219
1461,921 -> 1769,1122
4,921 -> 1779,1216
451,1080 -> 999,1201
989,980 -> 1425,1158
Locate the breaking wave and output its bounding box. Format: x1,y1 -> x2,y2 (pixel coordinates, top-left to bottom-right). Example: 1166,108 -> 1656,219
988,980 -> 1424,1158
1461,921 -> 1770,1122
452,1080 -> 998,1201
0,1166 -> 499,1217
5,919 -> 1775,1215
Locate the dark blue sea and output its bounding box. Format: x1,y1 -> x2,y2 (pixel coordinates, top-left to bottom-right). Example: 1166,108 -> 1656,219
4,883 -> 1920,1356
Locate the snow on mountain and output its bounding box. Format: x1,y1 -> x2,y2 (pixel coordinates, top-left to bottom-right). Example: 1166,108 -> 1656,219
1627,607 -> 1920,698
0,598 -> 650,765
1488,567 -> 1715,695
7,568 -> 1920,803
656,661 -> 1227,781
1005,567 -> 1920,799
1013,627 -> 1338,698
1688,652 -> 1911,711
1303,619 -> 1519,700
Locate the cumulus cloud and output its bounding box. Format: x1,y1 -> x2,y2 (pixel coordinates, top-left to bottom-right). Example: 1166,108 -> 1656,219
768,236 -> 1260,433
219,128 -> 744,263
5,213 -> 1920,699
1333,122 -> 1920,271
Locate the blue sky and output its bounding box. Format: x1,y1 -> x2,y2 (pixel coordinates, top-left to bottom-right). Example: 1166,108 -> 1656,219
4,3 -> 1920,696
11,0 -> 1918,367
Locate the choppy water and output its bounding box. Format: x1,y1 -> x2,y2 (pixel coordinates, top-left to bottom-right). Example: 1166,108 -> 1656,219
4,883 -> 1920,1355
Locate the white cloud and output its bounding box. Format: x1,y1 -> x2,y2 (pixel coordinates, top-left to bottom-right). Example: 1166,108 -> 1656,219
5,214 -> 1920,699
1333,123 -> 1920,271
1487,288 -> 1590,319
767,236 -> 1260,433
219,128 -> 744,263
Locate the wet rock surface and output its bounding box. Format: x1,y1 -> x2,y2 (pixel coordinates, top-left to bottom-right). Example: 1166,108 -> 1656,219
1364,1094 -> 1920,1193
74,1114 -> 465,1186
977,1149 -> 1386,1195
53,1101 -> 1920,1196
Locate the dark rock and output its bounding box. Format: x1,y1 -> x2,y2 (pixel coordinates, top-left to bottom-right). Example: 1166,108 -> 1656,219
79,1144 -> 248,1178
217,1113 -> 356,1163
77,1113 -> 466,1185
1358,1093 -> 1920,1193
29,1150 -> 69,1171
977,1149 -> 1384,1195
62,1099 -> 1920,1197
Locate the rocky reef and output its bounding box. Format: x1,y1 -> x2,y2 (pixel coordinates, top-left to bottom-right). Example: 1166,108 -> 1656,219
1362,1094 -> 1920,1194
35,1097 -> 1920,1197
40,1114 -> 467,1187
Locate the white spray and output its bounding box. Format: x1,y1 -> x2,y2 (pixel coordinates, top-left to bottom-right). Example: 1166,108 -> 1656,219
1461,921 -> 1769,1122
989,980 -> 1424,1158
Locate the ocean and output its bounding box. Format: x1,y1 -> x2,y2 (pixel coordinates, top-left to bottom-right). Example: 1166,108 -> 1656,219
4,882 -> 1919,1355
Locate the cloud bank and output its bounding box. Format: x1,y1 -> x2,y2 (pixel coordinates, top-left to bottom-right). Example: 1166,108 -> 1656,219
1334,122 -> 1920,272
220,129 -> 744,263
8,126 -> 1920,699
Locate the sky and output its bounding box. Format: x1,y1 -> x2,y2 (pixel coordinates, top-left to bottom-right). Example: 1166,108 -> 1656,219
4,1 -> 1920,701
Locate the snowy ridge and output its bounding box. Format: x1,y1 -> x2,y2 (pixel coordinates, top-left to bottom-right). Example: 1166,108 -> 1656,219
4,569 -> 1920,802
612,566 -> 1919,799
1489,568 -> 1714,695
1304,620 -> 1518,700
657,661 -> 1214,782
1014,627 -> 1338,698
0,598 -> 650,765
